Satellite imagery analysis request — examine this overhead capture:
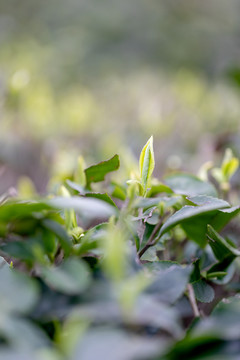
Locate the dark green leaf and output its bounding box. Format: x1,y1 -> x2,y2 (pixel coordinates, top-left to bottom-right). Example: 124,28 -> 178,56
193,280 -> 215,303
42,218 -> 71,255
159,197 -> 230,246
207,225 -> 240,261
147,265 -> 192,303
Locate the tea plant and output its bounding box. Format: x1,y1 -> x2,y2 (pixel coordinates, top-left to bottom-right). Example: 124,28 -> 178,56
0,137 -> 240,360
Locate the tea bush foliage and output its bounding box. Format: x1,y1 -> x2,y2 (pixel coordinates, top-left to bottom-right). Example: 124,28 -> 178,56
1,137 -> 240,360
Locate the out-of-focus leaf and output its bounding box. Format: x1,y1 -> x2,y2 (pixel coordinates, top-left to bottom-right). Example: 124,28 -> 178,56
145,260 -> 180,274
1,241 -> 34,262
84,154 -> 120,187
42,219 -> 71,255
0,201 -> 52,222
101,220 -> 128,281
59,185 -> 78,230
139,136 -> 155,193
0,317 -> 50,351
41,258 -> 90,295
66,179 -> 86,194
193,280 -> 215,303
131,295 -> 183,338
134,196 -> 182,210
0,257 -> 38,313
147,182 -> 173,196
74,223 -> 107,256
191,296 -> 240,340
71,327 -> 163,360
84,192 -> 118,209
165,173 -> 218,197
221,149 -> 239,181
48,196 -> 116,220
147,265 -> 192,304
74,155 -> 86,187
111,182 -> 126,201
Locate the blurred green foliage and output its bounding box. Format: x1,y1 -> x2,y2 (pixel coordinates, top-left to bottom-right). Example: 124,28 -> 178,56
1,1 -> 240,196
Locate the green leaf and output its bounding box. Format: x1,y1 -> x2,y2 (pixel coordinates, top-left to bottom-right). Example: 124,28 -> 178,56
165,173 -> 217,197
84,154 -> 120,187
147,265 -> 192,304
111,182 -> 127,201
134,196 -> 182,210
0,201 -> 52,222
147,182 -> 173,197
145,260 -> 180,274
72,327 -> 163,360
159,197 -> 230,246
84,192 -> 118,209
211,205 -> 240,231
59,185 -> 78,230
66,179 -> 86,194
222,148 -> 239,181
193,280 -> 215,303
41,258 -> 91,295
0,257 -> 39,313
191,296 -> 240,340
139,136 -> 155,193
74,155 -> 86,187
1,241 -> 35,262
42,219 -> 72,255
48,196 -> 117,220
207,225 -> 240,261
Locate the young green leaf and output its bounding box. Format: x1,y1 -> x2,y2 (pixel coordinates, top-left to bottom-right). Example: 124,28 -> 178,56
222,148 -> 239,181
139,136 -> 155,194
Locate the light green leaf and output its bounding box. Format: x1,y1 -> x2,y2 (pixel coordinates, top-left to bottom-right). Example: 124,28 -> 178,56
139,136 -> 155,193
222,148 -> 239,181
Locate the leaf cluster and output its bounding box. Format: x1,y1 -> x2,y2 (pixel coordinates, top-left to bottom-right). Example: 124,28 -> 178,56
0,138 -> 240,360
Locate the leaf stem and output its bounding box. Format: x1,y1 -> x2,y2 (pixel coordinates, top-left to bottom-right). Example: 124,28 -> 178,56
187,283 -> 200,318
138,218 -> 163,259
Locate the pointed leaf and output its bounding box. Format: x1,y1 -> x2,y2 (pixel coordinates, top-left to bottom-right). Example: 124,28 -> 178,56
139,136 -> 155,193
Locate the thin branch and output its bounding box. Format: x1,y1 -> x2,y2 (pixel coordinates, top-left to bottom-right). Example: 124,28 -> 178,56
138,218 -> 163,259
187,283 -> 200,318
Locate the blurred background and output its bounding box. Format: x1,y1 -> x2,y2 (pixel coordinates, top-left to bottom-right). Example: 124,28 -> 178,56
1,0 -> 240,194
